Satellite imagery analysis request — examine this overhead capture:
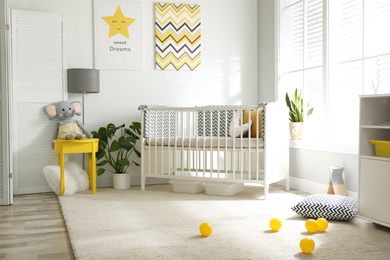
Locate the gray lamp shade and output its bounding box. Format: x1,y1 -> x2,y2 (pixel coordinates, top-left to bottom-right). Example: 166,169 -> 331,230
68,69 -> 100,93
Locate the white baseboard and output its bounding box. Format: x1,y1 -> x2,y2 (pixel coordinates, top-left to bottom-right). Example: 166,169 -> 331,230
278,177 -> 358,199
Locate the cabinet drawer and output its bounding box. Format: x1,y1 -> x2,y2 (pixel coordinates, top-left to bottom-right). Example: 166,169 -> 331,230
359,158 -> 390,224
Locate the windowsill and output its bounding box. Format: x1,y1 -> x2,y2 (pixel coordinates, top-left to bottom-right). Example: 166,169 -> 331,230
289,139 -> 358,155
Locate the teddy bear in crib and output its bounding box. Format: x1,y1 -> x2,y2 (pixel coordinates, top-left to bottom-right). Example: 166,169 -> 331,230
45,101 -> 92,140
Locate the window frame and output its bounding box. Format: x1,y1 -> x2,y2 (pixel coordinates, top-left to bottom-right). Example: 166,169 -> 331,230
277,0 -> 390,155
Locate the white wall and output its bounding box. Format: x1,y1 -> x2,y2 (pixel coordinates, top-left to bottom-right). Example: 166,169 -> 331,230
257,0 -> 277,103
290,149 -> 359,193
9,0 -> 258,186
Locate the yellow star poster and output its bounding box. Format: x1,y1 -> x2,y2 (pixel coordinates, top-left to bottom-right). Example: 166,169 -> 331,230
94,1 -> 143,70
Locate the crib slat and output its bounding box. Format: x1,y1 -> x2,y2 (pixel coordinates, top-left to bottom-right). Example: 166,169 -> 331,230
195,110 -> 199,177
232,111 -> 236,179
141,110 -> 145,190
203,109 -> 206,178
187,111 -> 191,177
240,110 -> 245,180
154,111 -> 158,175
225,110 -> 228,180
161,110 -> 164,176
174,111 -> 178,177
248,109 -> 251,181
210,109 -> 213,178
168,110 -> 171,177
192,111 -> 195,175
217,110 -> 220,179
148,111 -> 151,176
181,111 -> 184,174
256,109 -> 259,181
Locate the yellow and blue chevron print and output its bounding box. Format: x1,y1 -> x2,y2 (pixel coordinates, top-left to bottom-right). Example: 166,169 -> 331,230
155,3 -> 201,71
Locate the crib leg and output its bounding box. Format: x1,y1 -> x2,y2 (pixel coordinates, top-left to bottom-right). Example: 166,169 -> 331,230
264,183 -> 269,200
141,176 -> 146,191
285,177 -> 290,192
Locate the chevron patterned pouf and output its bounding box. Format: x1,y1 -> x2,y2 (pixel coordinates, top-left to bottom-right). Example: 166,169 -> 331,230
291,194 -> 358,220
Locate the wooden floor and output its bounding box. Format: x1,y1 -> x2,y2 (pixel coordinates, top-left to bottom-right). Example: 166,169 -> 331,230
0,192 -> 74,260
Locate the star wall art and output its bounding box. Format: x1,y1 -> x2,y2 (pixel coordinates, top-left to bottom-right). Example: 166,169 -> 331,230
94,1 -> 143,70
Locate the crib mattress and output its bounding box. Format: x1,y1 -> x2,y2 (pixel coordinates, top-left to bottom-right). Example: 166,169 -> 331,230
145,137 -> 264,149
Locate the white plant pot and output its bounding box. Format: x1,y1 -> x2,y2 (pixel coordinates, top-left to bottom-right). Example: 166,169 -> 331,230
289,122 -> 304,140
113,173 -> 130,189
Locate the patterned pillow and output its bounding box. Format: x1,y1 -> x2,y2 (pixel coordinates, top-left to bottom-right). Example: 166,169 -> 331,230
229,111 -> 252,138
291,194 -> 358,220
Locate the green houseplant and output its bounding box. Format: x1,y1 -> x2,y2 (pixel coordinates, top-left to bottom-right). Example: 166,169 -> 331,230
285,89 -> 313,122
285,89 -> 313,139
92,122 -> 141,189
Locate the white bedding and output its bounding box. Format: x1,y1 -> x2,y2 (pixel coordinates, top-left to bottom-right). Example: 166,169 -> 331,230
145,137 -> 264,149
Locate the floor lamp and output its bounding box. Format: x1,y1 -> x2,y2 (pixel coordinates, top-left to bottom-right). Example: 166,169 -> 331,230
67,68 -> 100,169
67,68 -> 100,125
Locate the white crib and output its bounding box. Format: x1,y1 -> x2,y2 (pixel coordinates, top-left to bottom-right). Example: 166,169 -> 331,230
138,102 -> 289,199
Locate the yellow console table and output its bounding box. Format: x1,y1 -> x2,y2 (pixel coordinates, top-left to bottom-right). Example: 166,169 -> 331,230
53,139 -> 99,196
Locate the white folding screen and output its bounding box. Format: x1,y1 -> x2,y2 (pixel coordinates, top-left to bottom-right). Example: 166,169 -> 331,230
0,0 -> 9,205
0,31 -> 5,204
11,10 -> 64,194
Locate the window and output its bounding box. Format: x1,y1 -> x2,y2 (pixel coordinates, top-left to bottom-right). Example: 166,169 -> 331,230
279,0 -> 390,150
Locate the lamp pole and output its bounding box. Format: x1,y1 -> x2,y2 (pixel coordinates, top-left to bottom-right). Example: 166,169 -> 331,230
82,91 -> 86,125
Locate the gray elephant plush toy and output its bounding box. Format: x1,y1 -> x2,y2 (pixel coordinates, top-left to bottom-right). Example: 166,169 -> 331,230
45,101 -> 93,140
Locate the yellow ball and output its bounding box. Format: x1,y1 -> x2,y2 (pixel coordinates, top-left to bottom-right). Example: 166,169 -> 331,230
305,219 -> 318,233
269,218 -> 282,232
300,238 -> 315,254
199,222 -> 212,237
316,218 -> 328,232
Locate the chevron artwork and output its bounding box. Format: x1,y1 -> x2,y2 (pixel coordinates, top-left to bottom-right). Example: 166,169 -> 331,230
155,2 -> 201,71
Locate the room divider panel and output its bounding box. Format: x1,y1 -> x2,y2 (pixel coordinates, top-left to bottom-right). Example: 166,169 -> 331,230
0,0 -> 10,205
10,10 -> 64,194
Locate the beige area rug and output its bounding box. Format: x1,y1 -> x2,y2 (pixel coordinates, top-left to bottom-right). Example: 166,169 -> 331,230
59,185 -> 390,260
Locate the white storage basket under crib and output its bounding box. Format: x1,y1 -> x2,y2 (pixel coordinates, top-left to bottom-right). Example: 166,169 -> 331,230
169,179 -> 205,194
202,182 -> 244,196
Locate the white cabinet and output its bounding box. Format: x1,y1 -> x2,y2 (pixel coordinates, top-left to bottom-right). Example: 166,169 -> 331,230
360,158 -> 390,224
359,95 -> 390,228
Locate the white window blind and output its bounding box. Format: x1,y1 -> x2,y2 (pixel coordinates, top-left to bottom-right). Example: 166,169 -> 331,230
280,0 -> 390,149
329,0 -> 390,147
11,10 -> 64,194
280,0 -> 324,140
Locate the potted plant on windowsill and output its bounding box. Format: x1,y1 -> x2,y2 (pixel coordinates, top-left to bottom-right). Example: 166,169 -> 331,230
285,89 -> 314,140
92,122 -> 141,189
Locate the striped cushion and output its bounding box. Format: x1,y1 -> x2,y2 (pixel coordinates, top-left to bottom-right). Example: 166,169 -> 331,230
138,104 -> 177,138
291,194 -> 358,220
197,109 -> 234,137
197,104 -> 267,138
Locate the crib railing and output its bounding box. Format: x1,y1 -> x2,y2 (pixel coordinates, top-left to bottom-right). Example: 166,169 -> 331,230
139,105 -> 267,188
